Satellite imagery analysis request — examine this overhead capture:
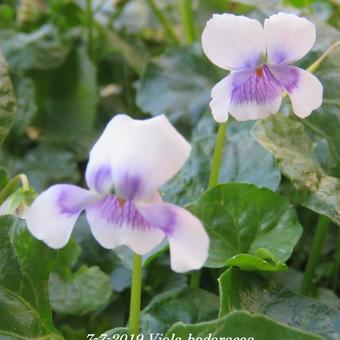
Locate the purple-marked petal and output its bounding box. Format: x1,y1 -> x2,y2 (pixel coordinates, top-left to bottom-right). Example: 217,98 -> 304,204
26,185 -> 100,248
107,114 -> 191,201
136,203 -> 209,273
85,195 -> 165,254
264,12 -> 315,65
271,65 -> 323,118
228,66 -> 283,121
85,115 -> 133,194
87,114 -> 190,201
201,13 -> 265,71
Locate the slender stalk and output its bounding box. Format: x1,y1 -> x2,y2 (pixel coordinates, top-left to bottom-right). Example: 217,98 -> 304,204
178,0 -> 197,44
128,254 -> 143,335
208,122 -> 227,188
190,122 -> 227,288
86,0 -> 93,58
332,228 -> 340,291
146,0 -> 180,45
307,40 -> 340,74
300,215 -> 330,295
190,270 -> 200,288
0,174 -> 30,205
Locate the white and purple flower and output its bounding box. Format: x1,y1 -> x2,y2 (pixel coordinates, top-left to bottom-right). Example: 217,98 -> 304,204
201,12 -> 323,122
26,114 -> 209,273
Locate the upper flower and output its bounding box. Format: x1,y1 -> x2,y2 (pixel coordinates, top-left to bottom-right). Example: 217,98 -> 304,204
201,12 -> 323,122
26,114 -> 209,273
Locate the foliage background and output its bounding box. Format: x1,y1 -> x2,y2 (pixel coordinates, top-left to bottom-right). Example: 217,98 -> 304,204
0,0 -> 339,339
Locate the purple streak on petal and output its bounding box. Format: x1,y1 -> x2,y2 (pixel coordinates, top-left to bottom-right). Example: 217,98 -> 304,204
93,165 -> 112,193
243,55 -> 263,69
271,48 -> 288,65
157,207 -> 177,235
137,204 -> 177,235
115,173 -> 141,200
91,195 -> 152,230
230,65 -> 282,106
269,65 -> 299,93
57,186 -> 92,216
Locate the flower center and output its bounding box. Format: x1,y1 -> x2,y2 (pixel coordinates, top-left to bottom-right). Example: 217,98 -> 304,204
256,66 -> 263,78
117,197 -> 126,208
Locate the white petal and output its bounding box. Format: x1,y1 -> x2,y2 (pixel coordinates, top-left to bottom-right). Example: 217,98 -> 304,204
103,114 -> 191,202
287,67 -> 323,118
85,116 -> 132,194
86,195 -> 165,254
201,13 -> 265,70
228,66 -> 283,121
26,185 -> 99,248
210,75 -> 233,123
264,12 -> 315,65
137,203 -> 209,273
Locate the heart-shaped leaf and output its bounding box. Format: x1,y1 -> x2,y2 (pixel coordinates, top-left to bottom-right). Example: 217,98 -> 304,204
165,310 -> 322,339
187,183 -> 302,269
140,287 -> 219,334
219,268 -> 340,340
253,114 -> 340,226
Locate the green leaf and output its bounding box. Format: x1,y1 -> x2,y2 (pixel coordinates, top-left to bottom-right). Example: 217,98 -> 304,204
53,238 -> 81,279
163,120 -> 281,205
49,239 -> 112,316
0,46 -> 16,147
2,24 -> 70,73
49,265 -> 112,316
140,287 -> 219,334
3,145 -> 80,192
0,167 -> 8,190
9,77 -> 38,139
226,253 -> 287,272
219,268 -> 340,340
40,46 -> 99,157
253,114 -> 340,226
136,44 -> 220,125
0,215 -> 62,339
102,328 -> 128,336
301,26 -> 340,178
187,183 -> 302,269
165,310 -> 323,339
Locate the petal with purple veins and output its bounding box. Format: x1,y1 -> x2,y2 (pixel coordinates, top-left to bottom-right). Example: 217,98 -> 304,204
26,185 -> 100,249
85,195 -> 165,254
270,65 -> 323,118
226,66 -> 283,121
137,203 -> 209,273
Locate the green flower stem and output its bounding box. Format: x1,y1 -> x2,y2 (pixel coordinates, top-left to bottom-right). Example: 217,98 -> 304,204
190,122 -> 227,288
332,228 -> 340,291
128,253 -> 143,335
0,174 -> 30,205
300,215 -> 330,295
178,0 -> 197,44
146,0 -> 180,45
190,270 -> 200,288
307,40 -> 340,74
208,122 -> 227,188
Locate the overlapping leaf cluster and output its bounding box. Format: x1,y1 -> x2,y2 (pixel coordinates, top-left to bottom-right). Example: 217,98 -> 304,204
0,0 -> 339,339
